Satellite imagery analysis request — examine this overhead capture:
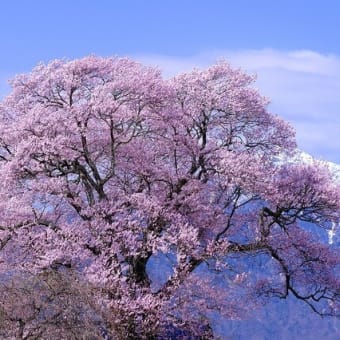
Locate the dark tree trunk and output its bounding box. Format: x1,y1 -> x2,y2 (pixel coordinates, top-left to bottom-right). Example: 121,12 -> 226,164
129,251 -> 152,287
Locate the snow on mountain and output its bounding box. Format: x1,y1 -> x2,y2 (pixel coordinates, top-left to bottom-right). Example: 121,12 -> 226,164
276,149 -> 340,181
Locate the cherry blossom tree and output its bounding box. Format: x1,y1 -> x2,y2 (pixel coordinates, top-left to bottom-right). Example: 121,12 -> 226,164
0,56 -> 339,338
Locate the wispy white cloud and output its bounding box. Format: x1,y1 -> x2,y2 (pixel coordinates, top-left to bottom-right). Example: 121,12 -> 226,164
136,49 -> 340,163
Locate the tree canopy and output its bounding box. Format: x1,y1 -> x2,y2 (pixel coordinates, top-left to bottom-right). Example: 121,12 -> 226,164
0,56 -> 339,338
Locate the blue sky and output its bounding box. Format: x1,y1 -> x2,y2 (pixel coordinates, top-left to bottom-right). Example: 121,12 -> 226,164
1,0 -> 339,163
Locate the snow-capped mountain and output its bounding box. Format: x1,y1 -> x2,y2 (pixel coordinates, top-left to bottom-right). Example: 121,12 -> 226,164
278,149 -> 340,181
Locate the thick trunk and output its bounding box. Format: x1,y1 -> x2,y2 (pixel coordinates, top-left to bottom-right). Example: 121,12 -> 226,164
129,252 -> 152,287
